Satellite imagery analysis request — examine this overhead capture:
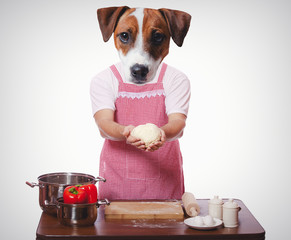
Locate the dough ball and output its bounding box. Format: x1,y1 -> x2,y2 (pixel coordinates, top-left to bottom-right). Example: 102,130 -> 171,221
131,123 -> 161,147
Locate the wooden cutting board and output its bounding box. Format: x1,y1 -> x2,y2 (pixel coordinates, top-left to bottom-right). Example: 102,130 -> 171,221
105,201 -> 184,220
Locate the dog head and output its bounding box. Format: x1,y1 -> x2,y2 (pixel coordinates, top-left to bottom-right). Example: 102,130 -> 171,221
97,6 -> 191,84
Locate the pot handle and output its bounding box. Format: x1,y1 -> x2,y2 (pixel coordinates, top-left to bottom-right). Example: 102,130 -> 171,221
97,198 -> 110,207
44,200 -> 59,209
94,176 -> 106,183
26,181 -> 39,188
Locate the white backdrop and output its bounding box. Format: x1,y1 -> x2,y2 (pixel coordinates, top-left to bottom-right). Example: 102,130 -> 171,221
1,0 -> 290,239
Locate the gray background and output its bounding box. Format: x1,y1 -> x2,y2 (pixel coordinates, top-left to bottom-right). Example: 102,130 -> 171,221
1,0 -> 290,239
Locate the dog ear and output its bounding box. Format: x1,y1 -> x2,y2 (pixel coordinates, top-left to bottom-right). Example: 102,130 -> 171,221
97,6 -> 130,42
159,8 -> 191,47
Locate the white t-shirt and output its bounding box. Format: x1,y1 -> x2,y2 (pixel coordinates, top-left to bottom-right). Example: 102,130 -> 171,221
90,62 -> 191,117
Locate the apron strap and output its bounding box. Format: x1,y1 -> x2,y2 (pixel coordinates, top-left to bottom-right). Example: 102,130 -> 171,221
110,65 -> 123,83
157,63 -> 167,83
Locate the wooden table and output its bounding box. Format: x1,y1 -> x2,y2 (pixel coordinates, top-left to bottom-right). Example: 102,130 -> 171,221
36,199 -> 265,240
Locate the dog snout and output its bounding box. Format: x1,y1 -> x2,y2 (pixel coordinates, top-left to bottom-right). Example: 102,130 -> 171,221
130,64 -> 149,81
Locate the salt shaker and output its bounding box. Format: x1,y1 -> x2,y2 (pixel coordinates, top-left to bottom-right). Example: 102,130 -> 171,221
223,198 -> 240,227
208,195 -> 223,220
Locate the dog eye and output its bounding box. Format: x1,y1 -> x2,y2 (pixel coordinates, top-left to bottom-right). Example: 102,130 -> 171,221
119,32 -> 130,43
151,32 -> 164,45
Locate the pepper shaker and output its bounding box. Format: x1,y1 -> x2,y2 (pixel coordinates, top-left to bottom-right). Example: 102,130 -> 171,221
223,198 -> 240,227
208,195 -> 223,220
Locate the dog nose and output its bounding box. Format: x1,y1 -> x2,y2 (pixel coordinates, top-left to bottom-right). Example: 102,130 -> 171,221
130,64 -> 149,80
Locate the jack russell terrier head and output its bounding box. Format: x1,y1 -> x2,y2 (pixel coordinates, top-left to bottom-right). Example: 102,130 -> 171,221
97,6 -> 191,84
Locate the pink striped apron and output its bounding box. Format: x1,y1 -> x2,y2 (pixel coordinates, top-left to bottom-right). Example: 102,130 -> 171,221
98,63 -> 184,200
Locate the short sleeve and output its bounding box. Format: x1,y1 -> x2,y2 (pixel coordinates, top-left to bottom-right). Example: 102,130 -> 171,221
163,65 -> 191,116
90,68 -> 117,116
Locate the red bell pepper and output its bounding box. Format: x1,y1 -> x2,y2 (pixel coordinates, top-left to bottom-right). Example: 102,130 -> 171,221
79,184 -> 98,203
63,185 -> 88,204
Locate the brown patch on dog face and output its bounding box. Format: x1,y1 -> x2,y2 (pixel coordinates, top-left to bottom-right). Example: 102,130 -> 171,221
114,8 -> 138,56
143,9 -> 170,61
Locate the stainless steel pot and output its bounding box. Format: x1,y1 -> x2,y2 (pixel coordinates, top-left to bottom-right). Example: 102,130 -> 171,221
51,198 -> 109,226
26,172 -> 106,215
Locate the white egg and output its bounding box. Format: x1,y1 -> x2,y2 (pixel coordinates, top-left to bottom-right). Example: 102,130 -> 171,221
193,216 -> 204,226
203,215 -> 214,226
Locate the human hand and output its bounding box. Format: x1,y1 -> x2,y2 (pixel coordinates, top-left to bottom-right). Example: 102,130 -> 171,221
145,128 -> 166,152
122,125 -> 147,151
